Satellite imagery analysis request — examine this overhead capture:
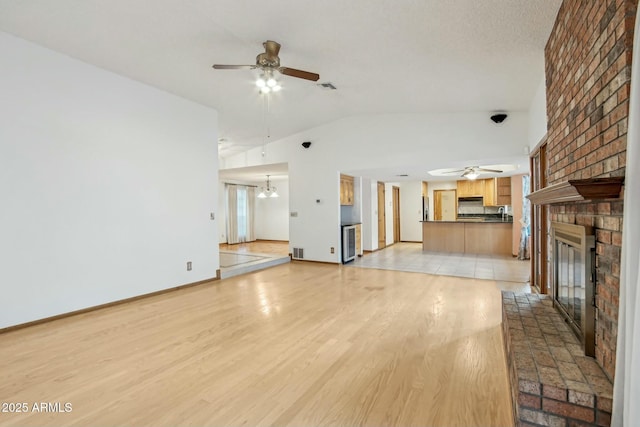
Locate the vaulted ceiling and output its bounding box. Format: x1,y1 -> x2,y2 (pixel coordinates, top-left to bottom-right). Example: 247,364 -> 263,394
0,0 -> 561,158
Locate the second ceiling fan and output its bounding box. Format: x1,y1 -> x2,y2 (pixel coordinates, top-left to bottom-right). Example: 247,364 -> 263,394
439,166 -> 504,180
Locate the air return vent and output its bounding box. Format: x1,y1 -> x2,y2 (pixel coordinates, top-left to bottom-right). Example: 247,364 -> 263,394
292,248 -> 304,259
318,82 -> 337,90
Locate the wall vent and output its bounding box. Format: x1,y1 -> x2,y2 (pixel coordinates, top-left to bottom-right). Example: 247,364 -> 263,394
318,82 -> 337,90
292,248 -> 304,259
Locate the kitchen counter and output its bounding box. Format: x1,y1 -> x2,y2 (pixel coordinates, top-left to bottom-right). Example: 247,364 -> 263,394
422,221 -> 512,255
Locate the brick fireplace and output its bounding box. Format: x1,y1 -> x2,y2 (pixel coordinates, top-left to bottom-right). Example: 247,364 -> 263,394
502,1 -> 636,425
538,0 -> 636,381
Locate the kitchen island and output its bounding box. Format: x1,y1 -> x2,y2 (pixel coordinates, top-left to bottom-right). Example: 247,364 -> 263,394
422,220 -> 512,255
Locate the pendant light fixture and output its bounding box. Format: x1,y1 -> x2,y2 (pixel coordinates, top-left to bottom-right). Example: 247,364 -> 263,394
257,175 -> 279,198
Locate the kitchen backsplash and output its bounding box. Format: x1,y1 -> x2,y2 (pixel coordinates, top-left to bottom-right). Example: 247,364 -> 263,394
458,201 -> 512,215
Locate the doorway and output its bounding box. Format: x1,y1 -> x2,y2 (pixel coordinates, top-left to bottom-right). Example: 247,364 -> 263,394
434,189 -> 457,221
377,182 -> 386,249
393,186 -> 400,243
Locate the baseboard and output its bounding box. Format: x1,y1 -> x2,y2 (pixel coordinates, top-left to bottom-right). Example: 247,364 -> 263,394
400,240 -> 422,243
0,276 -> 219,335
220,240 -> 289,246
291,259 -> 340,265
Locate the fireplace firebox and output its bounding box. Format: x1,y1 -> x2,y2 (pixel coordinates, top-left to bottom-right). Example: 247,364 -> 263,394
551,222 -> 596,357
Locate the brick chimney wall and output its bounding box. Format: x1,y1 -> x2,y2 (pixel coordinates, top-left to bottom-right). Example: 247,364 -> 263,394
544,0 -> 637,380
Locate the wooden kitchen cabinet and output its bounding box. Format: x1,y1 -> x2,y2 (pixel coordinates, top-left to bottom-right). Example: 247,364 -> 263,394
457,179 -> 484,197
496,177 -> 512,205
483,178 -> 496,206
355,224 -> 362,255
340,174 -> 354,205
483,177 -> 511,206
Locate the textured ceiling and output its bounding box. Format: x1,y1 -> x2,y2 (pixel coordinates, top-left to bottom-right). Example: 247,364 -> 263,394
0,0 -> 561,158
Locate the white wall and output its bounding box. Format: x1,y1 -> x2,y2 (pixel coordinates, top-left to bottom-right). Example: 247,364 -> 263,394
0,33 -> 219,329
221,111 -> 529,263
362,178 -> 378,251
255,178 -> 289,241
528,74 -> 548,149
398,181 -> 423,242
385,183 -> 396,245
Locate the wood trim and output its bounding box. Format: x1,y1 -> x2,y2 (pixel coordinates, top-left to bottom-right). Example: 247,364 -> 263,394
0,276 -> 220,335
530,133 -> 548,156
527,177 -> 624,205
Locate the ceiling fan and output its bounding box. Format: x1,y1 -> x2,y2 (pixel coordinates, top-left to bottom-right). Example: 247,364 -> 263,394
439,166 -> 503,180
212,40 -> 320,84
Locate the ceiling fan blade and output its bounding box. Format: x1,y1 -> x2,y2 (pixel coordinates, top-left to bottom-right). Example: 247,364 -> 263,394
263,40 -> 281,59
212,64 -> 256,70
477,168 -> 503,173
279,67 -> 320,81
439,169 -> 466,175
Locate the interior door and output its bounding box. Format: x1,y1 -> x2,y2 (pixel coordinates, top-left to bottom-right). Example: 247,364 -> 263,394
393,186 -> 400,243
434,190 -> 457,221
377,182 -> 386,249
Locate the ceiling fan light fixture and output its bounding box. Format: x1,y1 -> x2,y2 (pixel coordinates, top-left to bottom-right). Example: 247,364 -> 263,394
256,77 -> 266,88
271,84 -> 281,92
267,77 -> 277,87
465,172 -> 479,180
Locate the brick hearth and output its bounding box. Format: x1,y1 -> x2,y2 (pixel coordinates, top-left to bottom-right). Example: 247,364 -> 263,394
502,292 -> 613,427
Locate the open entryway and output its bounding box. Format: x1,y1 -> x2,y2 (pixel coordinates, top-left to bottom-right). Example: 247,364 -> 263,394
218,163 -> 290,278
434,189 -> 457,221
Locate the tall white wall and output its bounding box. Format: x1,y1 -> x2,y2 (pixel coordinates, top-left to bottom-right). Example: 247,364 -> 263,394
222,111 -> 529,263
361,178 -> 374,251
398,181 -> 423,242
528,74 -> 548,149
0,33 -> 219,328
384,183 -> 393,245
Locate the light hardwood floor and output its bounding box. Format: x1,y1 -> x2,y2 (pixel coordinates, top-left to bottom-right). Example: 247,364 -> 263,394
0,263 -> 513,427
220,240 -> 289,256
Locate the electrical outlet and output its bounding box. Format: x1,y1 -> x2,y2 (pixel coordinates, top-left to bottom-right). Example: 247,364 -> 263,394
330,247 -> 334,254
187,261 -> 192,271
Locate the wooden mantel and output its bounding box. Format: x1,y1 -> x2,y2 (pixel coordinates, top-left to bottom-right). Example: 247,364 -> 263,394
527,177 -> 624,205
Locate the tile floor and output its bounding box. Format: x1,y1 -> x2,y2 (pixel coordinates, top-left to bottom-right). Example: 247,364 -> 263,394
347,242 -> 532,293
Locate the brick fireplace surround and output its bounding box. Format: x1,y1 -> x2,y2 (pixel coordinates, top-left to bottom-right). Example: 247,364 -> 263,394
502,0 -> 637,425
